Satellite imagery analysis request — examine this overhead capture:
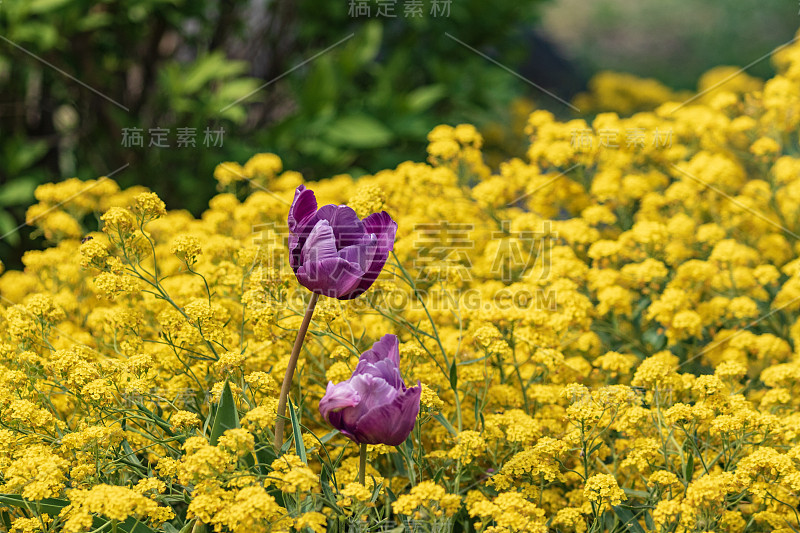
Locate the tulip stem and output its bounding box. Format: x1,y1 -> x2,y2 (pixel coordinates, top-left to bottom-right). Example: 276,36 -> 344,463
274,292 -> 319,451
359,443 -> 367,485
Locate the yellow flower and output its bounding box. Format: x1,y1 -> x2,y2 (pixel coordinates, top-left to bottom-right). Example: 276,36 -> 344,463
243,153 -> 283,182
341,482 -> 372,502
171,410 -> 201,430
294,511 -> 327,533
213,161 -> 246,187
584,474 -> 625,506
171,234 -> 203,264
101,206 -> 135,235
132,192 -> 167,219
11,514 -> 52,533
393,481 -> 461,518
63,485 -> 174,531
270,454 -> 318,493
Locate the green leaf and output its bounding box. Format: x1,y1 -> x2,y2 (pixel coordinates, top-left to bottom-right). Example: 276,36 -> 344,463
0,494 -> 68,516
0,211 -> 20,246
121,439 -> 144,469
588,441 -> 604,456
449,360 -> 458,390
320,466 -> 336,503
0,178 -> 37,206
405,85 -> 446,113
684,450 -> 695,483
183,53 -> 248,95
644,510 -> 655,530
621,488 -> 650,499
319,430 -> 339,444
301,57 -> 338,112
432,413 -> 457,436
135,402 -> 175,437
402,432 -> 414,466
7,141 -> 48,175
390,115 -> 432,139
253,446 -> 274,474
209,380 -> 239,445
120,517 -> 157,533
182,54 -> 225,94
288,397 -> 307,464
28,0 -> 71,14
369,480 -> 383,503
216,79 -> 260,106
10,22 -> 59,49
352,21 -> 383,68
77,12 -> 113,32
186,521 -> 207,533
603,508 -> 614,530
280,437 -> 293,455
642,328 -> 666,351
324,114 -> 394,149
611,506 -> 646,533
177,519 -> 196,533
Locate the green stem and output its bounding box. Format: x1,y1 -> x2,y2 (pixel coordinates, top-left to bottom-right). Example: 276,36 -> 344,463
274,292 -> 319,451
359,443 -> 367,485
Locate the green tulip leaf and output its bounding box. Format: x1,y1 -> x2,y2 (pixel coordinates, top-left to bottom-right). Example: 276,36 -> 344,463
209,380 -> 239,445
288,397 -> 307,464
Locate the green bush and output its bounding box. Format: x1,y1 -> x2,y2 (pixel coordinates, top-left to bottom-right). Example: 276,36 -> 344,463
0,0 -> 550,267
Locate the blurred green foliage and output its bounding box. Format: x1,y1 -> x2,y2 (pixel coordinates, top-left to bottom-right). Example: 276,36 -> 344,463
0,0 -> 550,268
542,0 -> 798,90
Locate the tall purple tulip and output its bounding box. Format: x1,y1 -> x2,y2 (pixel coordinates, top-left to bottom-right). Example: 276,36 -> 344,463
288,185 -> 397,300
320,334 -> 421,446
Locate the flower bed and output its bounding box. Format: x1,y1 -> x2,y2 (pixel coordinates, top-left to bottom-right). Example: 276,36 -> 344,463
4,35 -> 800,533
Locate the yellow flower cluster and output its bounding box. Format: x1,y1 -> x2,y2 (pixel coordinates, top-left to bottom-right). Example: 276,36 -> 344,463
8,29 -> 800,532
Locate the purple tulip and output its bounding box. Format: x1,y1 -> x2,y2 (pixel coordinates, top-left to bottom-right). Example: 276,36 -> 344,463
319,334 -> 421,446
288,185 -> 397,300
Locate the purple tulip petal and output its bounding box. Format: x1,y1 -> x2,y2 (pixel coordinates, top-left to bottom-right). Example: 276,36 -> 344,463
288,187 -> 322,272
358,360 -> 405,389
316,204 -> 366,248
353,361 -> 403,390
301,221 -> 339,264
288,234 -> 300,270
324,408 -> 358,442
318,332 -> 419,446
360,334 -> 400,367
288,185 -> 318,232
353,335 -> 404,388
287,186 -> 396,300
319,381 -> 361,421
319,381 -> 362,442
363,211 -> 398,257
297,221 -> 366,297
296,258 -> 364,298
341,212 -> 398,299
338,234 -> 377,273
341,374 -> 399,426
351,383 -> 421,446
